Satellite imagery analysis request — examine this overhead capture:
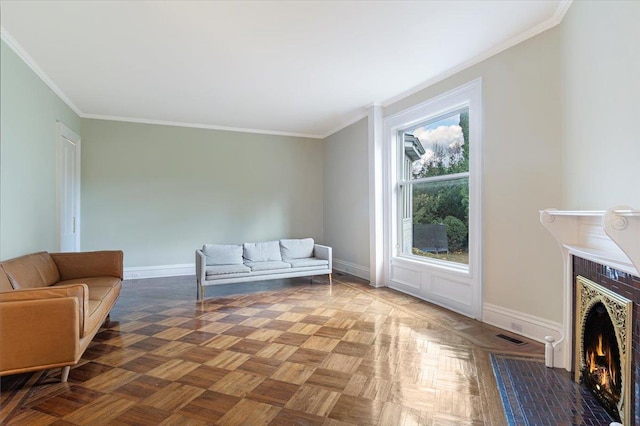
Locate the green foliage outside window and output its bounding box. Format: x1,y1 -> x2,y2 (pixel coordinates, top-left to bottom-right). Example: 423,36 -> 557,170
411,110 -> 470,254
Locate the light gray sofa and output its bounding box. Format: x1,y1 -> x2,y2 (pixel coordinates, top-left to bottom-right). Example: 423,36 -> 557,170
195,238 -> 332,300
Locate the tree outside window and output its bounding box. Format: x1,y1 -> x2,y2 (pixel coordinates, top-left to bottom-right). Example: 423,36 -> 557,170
399,108 -> 470,265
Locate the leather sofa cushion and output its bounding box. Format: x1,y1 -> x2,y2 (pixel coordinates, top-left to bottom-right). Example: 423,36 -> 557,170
51,251 -> 123,280
85,285 -> 119,334
1,252 -> 60,289
88,300 -> 103,316
57,276 -> 121,290
56,277 -> 121,332
83,286 -> 113,302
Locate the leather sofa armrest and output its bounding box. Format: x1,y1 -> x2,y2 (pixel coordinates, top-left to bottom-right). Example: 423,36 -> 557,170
313,244 -> 332,270
50,250 -> 124,280
0,297 -> 80,375
0,284 -> 88,337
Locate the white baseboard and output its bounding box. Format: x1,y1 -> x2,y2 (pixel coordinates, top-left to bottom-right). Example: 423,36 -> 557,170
124,263 -> 195,280
332,258 -> 370,281
483,302 -> 568,368
482,302 -> 563,343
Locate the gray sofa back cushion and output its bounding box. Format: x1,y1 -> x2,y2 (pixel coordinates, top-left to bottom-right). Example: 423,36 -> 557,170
243,241 -> 282,262
280,238 -> 315,260
203,244 -> 244,266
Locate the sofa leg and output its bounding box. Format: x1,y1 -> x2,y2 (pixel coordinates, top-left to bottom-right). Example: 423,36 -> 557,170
61,366 -> 70,382
200,285 -> 205,301
329,274 -> 332,286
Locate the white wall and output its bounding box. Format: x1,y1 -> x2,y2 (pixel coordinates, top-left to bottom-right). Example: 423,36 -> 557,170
322,118 -> 370,278
561,1 -> 640,209
81,119 -> 324,268
384,27 -> 564,323
0,40 -> 82,260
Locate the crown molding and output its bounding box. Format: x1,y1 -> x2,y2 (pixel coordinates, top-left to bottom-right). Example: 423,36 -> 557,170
1,25 -> 82,116
81,113 -> 324,139
380,0 -> 573,109
3,0 -> 573,141
320,110 -> 369,139
1,26 -> 323,139
321,0 -> 572,139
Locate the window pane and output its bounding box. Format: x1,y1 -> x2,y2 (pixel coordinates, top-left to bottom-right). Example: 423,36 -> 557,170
402,177 -> 469,265
403,108 -> 469,180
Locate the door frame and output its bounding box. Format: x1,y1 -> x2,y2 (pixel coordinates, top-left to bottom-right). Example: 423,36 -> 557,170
56,121 -> 81,252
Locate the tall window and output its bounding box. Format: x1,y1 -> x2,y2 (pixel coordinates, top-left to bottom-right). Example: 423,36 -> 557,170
399,107 -> 470,266
383,79 -> 481,318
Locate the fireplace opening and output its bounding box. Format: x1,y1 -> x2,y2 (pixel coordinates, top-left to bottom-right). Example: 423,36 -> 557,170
581,302 -> 621,421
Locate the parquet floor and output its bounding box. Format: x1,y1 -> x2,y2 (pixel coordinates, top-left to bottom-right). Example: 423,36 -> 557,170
0,273 -> 543,425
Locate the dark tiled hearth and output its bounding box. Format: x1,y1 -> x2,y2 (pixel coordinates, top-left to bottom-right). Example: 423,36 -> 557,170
491,354 -> 614,425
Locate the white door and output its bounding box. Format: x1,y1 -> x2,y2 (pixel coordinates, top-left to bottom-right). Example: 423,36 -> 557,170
57,123 -> 81,252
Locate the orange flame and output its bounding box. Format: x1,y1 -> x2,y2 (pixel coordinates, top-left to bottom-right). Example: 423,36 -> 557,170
585,334 -> 618,389
596,334 -> 605,356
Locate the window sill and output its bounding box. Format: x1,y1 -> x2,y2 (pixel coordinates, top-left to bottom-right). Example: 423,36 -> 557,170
392,254 -> 470,276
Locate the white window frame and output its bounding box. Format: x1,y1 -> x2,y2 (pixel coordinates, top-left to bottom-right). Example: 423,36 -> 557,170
383,79 -> 482,319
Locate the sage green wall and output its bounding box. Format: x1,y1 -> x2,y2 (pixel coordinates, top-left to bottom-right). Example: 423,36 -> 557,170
561,1 -> 640,209
323,118 -> 370,275
385,28 -> 564,322
81,119 -> 323,267
0,40 -> 82,260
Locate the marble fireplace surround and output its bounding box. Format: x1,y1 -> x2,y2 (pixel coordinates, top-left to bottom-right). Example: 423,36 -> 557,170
540,206 -> 640,424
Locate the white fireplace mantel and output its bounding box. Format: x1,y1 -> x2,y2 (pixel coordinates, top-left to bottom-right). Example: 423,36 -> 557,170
539,206 -> 640,370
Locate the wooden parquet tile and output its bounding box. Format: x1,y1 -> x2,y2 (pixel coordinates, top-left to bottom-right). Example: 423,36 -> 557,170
1,274 -> 544,425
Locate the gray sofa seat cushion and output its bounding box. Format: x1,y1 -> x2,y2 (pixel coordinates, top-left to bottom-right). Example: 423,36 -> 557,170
245,261 -> 291,272
280,238 -> 314,260
203,244 -> 243,266
243,241 -> 282,262
205,264 -> 251,276
287,258 -> 329,268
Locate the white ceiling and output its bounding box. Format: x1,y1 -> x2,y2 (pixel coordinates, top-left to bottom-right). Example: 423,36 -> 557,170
1,1 -> 569,138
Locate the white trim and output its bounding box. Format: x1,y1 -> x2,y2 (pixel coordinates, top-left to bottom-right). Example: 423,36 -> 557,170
321,0 -> 573,139
124,263 -> 195,280
380,0 -> 573,109
56,122 -> 81,252
332,258 -> 370,281
540,207 -> 640,370
368,104 -> 385,287
4,0 -> 572,143
1,26 -> 82,116
81,113 -> 324,140
383,79 -> 483,319
483,302 -> 565,366
321,111 -> 369,139
1,26 -> 323,139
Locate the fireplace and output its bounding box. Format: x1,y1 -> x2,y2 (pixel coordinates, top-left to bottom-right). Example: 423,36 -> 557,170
574,275 -> 632,423
540,207 -> 640,425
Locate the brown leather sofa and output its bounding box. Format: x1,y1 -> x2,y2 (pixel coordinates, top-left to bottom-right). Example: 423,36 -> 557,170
0,250 -> 123,382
